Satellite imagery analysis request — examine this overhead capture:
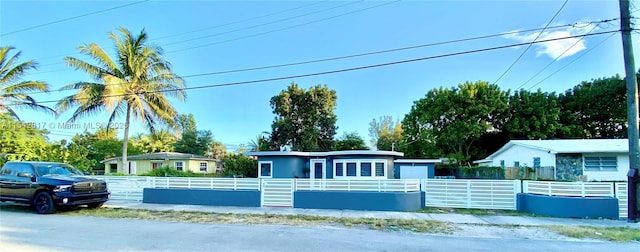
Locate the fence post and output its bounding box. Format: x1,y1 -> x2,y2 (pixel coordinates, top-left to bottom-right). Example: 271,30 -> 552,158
188,177 -> 192,189
210,178 -> 214,189
378,179 -> 381,192
581,182 -> 586,197
348,179 -> 351,192
548,182 -> 552,196
466,180 -> 472,208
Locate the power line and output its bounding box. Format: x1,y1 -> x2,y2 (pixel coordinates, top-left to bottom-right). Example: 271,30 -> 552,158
15,29 -> 617,106
0,0 -> 150,37
27,1 -> 326,62
27,1 -> 387,69
21,19 -> 617,94
527,31 -> 617,91
493,0 -> 568,85
166,0 -> 400,54
160,1 -> 362,47
517,22 -> 600,90
154,1 -> 327,41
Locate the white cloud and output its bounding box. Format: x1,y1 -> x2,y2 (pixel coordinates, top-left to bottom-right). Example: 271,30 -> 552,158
502,23 -> 596,60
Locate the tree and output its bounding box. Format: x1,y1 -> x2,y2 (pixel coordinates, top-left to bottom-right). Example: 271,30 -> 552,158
402,81 -> 508,164
557,75 -> 633,139
369,116 -> 404,151
334,132 -> 368,150
0,47 -> 54,120
248,132 -> 271,151
68,128 -> 143,172
222,153 -> 258,177
131,129 -> 177,153
207,140 -> 227,159
173,114 -> 215,156
500,89 -> 561,140
268,83 -> 337,151
56,28 -> 185,174
0,113 -> 50,164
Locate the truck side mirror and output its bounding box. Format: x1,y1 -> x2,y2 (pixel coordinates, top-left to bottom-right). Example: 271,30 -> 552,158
628,168 -> 639,177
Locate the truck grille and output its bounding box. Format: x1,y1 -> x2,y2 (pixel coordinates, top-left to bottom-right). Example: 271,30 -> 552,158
73,181 -> 108,194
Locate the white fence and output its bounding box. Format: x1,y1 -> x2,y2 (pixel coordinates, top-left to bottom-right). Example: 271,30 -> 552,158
522,181 -> 615,197
152,177 -> 260,190
615,183 -> 628,219
422,179 -> 520,210
95,176 -> 150,202
295,179 -> 420,192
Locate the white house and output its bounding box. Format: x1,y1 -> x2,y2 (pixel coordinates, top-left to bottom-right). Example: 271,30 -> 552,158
474,139 -> 633,181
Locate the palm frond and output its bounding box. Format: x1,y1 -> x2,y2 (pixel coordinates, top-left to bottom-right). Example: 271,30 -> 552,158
1,60 -> 38,86
2,81 -> 49,93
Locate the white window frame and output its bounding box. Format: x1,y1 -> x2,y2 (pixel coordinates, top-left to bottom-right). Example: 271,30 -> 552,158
584,156 -> 618,171
310,159 -> 326,179
199,162 -> 208,172
175,161 -> 184,171
332,159 -> 387,179
258,161 -> 273,178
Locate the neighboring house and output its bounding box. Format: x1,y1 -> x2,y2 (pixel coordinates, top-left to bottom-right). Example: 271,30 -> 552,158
246,150 -> 403,179
475,139 -> 631,181
101,152 -> 221,175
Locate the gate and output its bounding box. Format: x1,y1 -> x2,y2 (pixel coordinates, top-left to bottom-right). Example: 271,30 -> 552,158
261,179 -> 294,207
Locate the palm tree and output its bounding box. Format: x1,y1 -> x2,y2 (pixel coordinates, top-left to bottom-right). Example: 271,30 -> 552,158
0,46 -> 54,120
56,27 -> 186,174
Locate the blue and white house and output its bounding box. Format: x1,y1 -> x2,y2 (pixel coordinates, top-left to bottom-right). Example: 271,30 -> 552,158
246,150 -> 440,179
475,139 -> 632,181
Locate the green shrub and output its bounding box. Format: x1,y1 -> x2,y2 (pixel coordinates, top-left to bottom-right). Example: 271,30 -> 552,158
139,166 -> 206,177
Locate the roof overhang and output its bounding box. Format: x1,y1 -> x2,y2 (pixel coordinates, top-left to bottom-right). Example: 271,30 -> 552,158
394,159 -> 442,164
245,150 -> 404,158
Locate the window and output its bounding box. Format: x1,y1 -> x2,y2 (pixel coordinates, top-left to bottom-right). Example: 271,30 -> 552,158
500,160 -> 505,168
533,157 -> 541,168
335,163 -> 343,176
152,162 -> 161,170
584,156 -> 617,171
361,163 -> 371,176
333,159 -> 387,179
175,161 -> 184,171
375,162 -> 385,176
259,161 -> 272,178
199,162 -> 208,172
514,161 -> 520,167
346,163 -> 357,176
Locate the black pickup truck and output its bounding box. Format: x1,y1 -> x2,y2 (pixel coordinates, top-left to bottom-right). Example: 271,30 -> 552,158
0,161 -> 110,214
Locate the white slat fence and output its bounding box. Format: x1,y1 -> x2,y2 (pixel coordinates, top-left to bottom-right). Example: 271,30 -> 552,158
422,179 -> 520,210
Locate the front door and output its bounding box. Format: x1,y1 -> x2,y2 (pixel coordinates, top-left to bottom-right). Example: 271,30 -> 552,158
310,159 -> 325,179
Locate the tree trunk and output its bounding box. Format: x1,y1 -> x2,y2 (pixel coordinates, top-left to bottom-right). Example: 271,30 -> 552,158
122,104 -> 131,174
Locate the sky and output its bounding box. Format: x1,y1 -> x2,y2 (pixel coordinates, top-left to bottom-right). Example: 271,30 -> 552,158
1,0 -> 639,151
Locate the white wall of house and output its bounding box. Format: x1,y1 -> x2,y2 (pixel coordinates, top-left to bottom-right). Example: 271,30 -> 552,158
582,153 -> 629,181
489,145 -> 556,168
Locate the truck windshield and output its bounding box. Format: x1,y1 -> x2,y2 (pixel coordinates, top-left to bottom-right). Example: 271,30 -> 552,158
36,164 -> 84,176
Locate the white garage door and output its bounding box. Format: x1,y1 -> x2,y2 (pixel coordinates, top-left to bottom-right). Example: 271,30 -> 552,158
399,165 -> 428,179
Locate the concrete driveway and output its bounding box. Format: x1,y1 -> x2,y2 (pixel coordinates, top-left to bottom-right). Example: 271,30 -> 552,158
1,207 -> 638,252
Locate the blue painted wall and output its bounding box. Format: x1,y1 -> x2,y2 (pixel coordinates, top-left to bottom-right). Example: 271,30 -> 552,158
393,163 -> 435,179
516,194 -> 619,219
294,191 -> 422,211
257,154 -> 398,179
260,156 -> 307,178
143,188 -> 260,207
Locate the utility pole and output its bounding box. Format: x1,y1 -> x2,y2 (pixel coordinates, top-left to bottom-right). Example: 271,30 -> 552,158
619,0 -> 639,223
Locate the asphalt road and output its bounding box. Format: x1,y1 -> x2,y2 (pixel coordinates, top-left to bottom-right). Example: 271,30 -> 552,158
0,208 -> 638,252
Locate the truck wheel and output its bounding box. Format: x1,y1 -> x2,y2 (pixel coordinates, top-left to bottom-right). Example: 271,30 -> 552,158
87,202 -> 104,209
33,191 -> 56,214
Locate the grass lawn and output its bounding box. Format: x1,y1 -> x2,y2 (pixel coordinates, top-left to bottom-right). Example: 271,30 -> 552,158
415,207 -> 540,217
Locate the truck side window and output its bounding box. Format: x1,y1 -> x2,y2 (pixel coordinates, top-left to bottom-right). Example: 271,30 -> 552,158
16,164 -> 35,176
0,163 -> 17,176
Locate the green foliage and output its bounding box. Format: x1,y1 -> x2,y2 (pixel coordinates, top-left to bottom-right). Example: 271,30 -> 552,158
0,113 -> 51,164
248,132 -> 271,151
131,129 -> 177,153
501,89 -> 560,140
56,27 -> 186,175
334,132 -> 368,150
139,166 -> 221,177
268,83 -> 338,151
174,113 -> 215,156
435,164 -> 505,179
68,129 -> 143,172
222,153 -> 258,177
557,74 -> 634,139
0,46 -> 54,120
402,81 -> 508,163
369,116 -> 404,151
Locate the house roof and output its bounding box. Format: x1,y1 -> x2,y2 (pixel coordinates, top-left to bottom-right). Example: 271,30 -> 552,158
100,152 -> 219,163
245,150 -> 404,158
483,139 -> 631,161
394,159 -> 442,164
